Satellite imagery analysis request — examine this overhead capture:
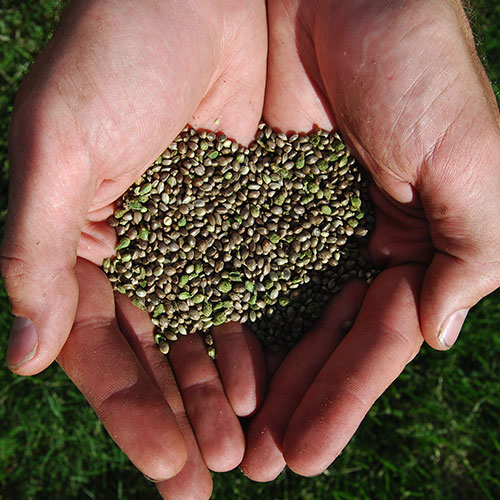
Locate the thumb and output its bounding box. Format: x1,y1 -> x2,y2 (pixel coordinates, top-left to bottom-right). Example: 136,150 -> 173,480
1,97 -> 95,375
420,254 -> 497,350
419,122 -> 500,350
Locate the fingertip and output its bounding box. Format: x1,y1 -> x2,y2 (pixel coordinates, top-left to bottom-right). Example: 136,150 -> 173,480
240,398 -> 288,481
157,474 -> 213,500
240,445 -> 286,482
86,378 -> 189,482
5,275 -> 79,375
420,254 -> 489,351
1,253 -> 80,375
208,451 -> 244,474
141,442 -> 188,483
200,413 -> 244,472
283,424 -> 336,477
167,334 -> 245,473
436,308 -> 469,350
282,416 -> 336,478
240,464 -> 285,483
143,433 -> 188,482
282,407 -> 349,479
285,459 -> 328,478
211,322 -> 267,417
155,424 -> 214,500
6,316 -> 38,373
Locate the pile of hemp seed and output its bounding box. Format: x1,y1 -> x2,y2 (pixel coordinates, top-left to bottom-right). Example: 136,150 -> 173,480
103,123 -> 376,357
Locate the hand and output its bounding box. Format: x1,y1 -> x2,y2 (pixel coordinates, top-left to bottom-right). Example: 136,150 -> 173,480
62,258 -> 266,498
241,0 -> 500,479
1,0 -> 267,496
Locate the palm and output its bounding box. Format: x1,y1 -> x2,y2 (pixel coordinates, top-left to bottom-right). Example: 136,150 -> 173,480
48,0 -> 268,266
242,0 -> 500,480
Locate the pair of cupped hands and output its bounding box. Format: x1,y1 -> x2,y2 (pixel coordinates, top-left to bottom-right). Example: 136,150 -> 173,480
2,0 -> 500,498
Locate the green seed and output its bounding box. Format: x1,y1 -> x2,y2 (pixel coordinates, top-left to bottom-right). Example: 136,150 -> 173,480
178,275 -> 190,288
339,155 -> 348,167
269,233 -> 280,244
126,200 -> 143,210
350,195 -> 362,210
192,294 -> 205,304
155,333 -> 166,344
218,281 -> 232,293
308,182 -> 320,194
214,300 -> 232,311
153,304 -> 165,317
310,134 -> 320,147
202,303 -> 213,317
120,253 -> 132,263
251,205 -> 260,217
213,311 -> 226,326
295,155 -> 305,168
114,208 -> 128,219
131,296 -> 146,311
318,159 -> 328,171
279,297 -> 290,307
115,238 -> 130,250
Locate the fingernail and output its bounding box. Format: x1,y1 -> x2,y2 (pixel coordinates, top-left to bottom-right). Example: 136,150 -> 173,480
6,316 -> 38,370
438,308 -> 469,350
143,474 -> 162,483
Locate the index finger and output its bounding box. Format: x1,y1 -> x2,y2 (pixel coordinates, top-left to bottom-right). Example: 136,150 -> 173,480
241,279 -> 367,481
57,259 -> 187,481
283,265 -> 424,476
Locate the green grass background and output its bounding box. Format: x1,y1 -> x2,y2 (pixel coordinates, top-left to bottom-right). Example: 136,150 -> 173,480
1,1 -> 500,499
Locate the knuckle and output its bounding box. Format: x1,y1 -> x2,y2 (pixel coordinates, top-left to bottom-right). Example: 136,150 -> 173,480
0,254 -> 36,313
0,254 -> 32,291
